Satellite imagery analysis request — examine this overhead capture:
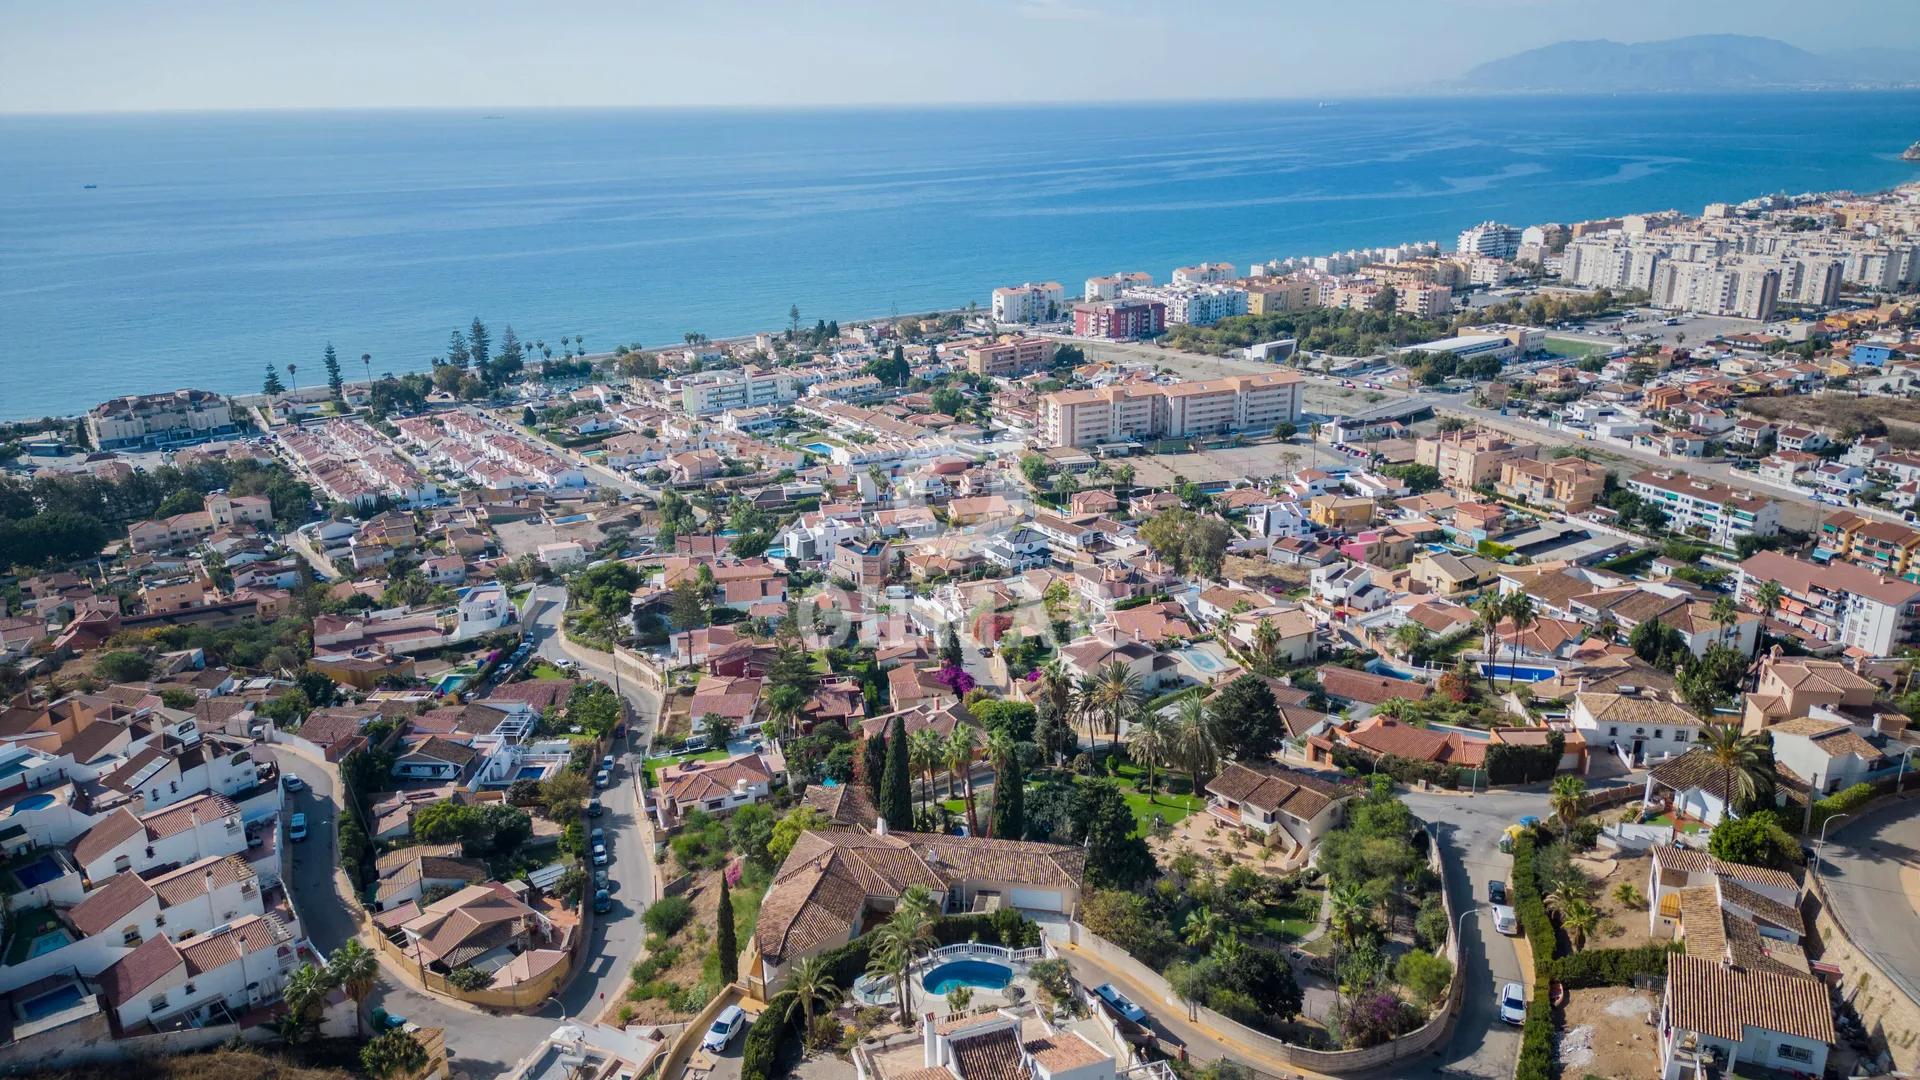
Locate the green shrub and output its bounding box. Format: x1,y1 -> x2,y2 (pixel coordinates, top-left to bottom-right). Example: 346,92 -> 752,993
1809,782 -> 1875,833
1553,944 -> 1681,989
644,895 -> 694,937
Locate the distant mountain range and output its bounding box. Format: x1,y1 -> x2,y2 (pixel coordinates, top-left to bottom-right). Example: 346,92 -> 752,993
1455,34 -> 1920,93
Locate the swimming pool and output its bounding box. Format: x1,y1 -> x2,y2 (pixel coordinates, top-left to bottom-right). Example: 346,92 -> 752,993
11,855 -> 65,889
802,442 -> 834,456
1480,663 -> 1558,683
16,983 -> 83,1022
1179,648 -> 1226,674
515,766 -> 548,781
25,930 -> 72,959
922,959 -> 1013,995
10,794 -> 54,813
1365,657 -> 1420,681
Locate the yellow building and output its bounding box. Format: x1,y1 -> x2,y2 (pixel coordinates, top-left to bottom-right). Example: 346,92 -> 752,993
1308,494 -> 1376,530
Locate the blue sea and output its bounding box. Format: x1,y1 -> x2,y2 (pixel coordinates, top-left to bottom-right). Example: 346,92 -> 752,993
4,92 -> 1919,420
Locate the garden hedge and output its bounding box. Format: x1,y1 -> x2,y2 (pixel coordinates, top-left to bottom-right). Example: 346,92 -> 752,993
1808,781 -> 1876,833
740,912 -> 1011,1080
1553,943 -> 1681,989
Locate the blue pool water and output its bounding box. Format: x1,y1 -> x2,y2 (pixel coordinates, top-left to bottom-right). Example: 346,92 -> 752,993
922,959 -> 1013,995
11,856 -> 64,889
1480,663 -> 1558,683
1179,648 -> 1226,674
802,443 -> 834,456
515,766 -> 547,781
16,984 -> 84,1022
1365,658 -> 1419,681
26,930 -> 72,959
11,794 -> 55,812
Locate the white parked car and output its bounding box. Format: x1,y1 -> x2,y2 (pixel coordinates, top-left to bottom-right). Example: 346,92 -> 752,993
1498,981 -> 1526,1025
702,1004 -> 745,1051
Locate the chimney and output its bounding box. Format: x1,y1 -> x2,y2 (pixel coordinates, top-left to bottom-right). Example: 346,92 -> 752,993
204,867 -> 216,894
924,1011 -> 941,1067
875,815 -> 888,838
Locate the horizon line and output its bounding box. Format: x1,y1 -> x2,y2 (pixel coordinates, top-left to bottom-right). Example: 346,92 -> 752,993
5,84 -> 1918,119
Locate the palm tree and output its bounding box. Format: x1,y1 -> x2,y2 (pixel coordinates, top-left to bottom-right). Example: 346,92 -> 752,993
1092,661 -> 1144,754
1592,614 -> 1620,644
1249,618 -> 1283,671
1328,881 -> 1374,948
1391,621 -> 1430,661
1710,595 -> 1739,649
1559,897 -> 1600,950
1696,722 -> 1769,817
1548,775 -> 1587,839
1754,580 -> 1784,625
1173,693 -> 1220,789
787,954 -> 843,1039
910,728 -> 944,811
869,888 -> 936,1025
328,939 -> 379,1036
285,363 -> 299,394
1126,707 -> 1171,791
360,352 -> 372,395
946,725 -> 981,837
1037,659 -> 1075,721
1473,592 -> 1504,663
1502,592 -> 1536,681
1182,906 -> 1223,951
278,962 -> 334,1045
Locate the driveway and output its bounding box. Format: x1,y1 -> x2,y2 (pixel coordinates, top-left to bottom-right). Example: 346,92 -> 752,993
1818,797 -> 1920,1008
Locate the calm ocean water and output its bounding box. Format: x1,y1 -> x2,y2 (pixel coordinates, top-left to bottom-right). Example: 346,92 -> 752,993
3,93 -> 1919,419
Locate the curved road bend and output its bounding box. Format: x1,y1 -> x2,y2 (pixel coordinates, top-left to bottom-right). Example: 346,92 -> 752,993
1818,797 -> 1920,1008
271,588 -> 661,1075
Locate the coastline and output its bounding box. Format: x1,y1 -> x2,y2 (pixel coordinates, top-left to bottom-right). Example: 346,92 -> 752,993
6,91 -> 1920,421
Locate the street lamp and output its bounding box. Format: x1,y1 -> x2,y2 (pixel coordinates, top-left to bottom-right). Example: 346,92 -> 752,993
1813,812 -> 1851,886
1457,905 -> 1487,944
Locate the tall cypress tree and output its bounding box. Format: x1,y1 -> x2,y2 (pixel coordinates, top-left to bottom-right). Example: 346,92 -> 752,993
863,731 -> 889,803
991,766 -> 1024,842
262,364 -> 285,395
323,343 -> 344,399
881,714 -> 913,831
715,873 -> 738,984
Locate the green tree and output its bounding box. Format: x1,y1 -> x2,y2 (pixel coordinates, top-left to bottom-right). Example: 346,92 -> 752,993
1395,951 -> 1452,1008
323,343 -> 344,399
989,733 -> 1025,840
360,1030 -> 428,1079
262,364 -> 285,396
94,649 -> 152,683
767,805 -> 825,867
1697,722 -> 1771,815
1707,809 -> 1800,870
787,952 -> 843,1034
1208,673 -> 1281,761
1548,775 -> 1586,839
863,729 -> 889,803
1077,778 -> 1154,888
715,872 -> 739,984
468,317 -> 491,372
881,714 -> 914,830
328,938 -> 379,1036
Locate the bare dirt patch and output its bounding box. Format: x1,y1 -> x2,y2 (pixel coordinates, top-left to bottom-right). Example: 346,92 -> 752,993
1585,852 -> 1653,950
1741,394 -> 1920,442
1558,987 -> 1660,1079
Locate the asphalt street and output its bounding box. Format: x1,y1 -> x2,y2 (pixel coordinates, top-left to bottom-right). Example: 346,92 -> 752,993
271,585 -> 662,1076
1816,797 -> 1920,1008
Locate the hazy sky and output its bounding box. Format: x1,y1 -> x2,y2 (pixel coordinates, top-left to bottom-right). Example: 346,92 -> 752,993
4,0 -> 1917,112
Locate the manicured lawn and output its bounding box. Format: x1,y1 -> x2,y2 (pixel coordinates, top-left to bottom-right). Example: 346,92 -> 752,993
644,750 -> 728,785
1122,790 -> 1203,836
528,663 -> 570,680
1648,814 -> 1705,834
2,907 -> 68,966
1544,336 -> 1611,358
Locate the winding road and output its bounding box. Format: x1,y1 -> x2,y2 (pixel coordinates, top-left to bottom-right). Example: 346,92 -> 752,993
270,584 -> 663,1077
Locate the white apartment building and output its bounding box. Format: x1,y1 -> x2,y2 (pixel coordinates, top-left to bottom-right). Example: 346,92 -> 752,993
1140,285 -> 1248,327
86,390 -> 237,451
1626,470 -> 1779,547
678,367 -> 801,416
991,282 -> 1065,324
1040,371 -> 1302,448
1737,550 -> 1920,656
1083,271 -> 1152,301
1171,262 -> 1236,286
1456,221 -> 1521,260
1648,260 -> 1780,321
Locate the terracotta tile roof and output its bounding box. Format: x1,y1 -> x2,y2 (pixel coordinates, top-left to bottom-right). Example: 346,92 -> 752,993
1342,717 -> 1452,762
402,735 -> 479,768
69,871 -> 158,935
72,807 -> 143,867
659,752 -> 776,804
149,854 -> 254,908
1652,844 -> 1799,893
1718,879 -> 1804,937
1576,692 -> 1701,729
1316,665 -> 1433,706
949,1026 -> 1025,1080
1024,1033 -> 1109,1072
178,914 -> 290,976
1665,952 -> 1832,1044
800,783 -> 877,828
99,934 -> 185,1006
1207,762 -> 1349,823
141,794 -> 240,840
